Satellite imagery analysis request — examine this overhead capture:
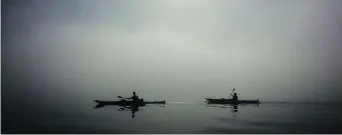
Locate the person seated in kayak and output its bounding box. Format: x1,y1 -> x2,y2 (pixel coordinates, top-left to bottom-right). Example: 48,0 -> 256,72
232,93 -> 238,102
126,91 -> 140,105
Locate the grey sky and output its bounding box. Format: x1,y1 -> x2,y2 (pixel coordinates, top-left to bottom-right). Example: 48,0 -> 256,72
2,0 -> 342,102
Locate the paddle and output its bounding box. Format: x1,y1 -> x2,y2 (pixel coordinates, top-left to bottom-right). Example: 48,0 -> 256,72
118,96 -> 133,100
228,88 -> 235,99
117,96 -> 129,100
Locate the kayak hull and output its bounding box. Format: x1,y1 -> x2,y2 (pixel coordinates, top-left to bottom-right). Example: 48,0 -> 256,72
205,98 -> 260,104
94,100 -> 166,107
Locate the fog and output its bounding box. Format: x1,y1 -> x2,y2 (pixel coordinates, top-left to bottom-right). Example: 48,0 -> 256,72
2,0 -> 342,103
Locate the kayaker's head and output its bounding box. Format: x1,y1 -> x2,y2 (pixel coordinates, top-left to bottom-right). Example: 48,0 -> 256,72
234,93 -> 237,96
133,91 -> 136,95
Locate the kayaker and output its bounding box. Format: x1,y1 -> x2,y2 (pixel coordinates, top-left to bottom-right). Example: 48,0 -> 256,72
126,91 -> 140,105
232,93 -> 238,101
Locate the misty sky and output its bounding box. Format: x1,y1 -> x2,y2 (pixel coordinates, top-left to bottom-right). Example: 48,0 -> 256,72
2,0 -> 342,102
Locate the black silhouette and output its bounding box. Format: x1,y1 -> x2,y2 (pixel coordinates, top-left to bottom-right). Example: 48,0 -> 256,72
232,93 -> 238,102
94,91 -> 165,108
94,99 -> 165,108
205,88 -> 260,105
94,92 -> 166,118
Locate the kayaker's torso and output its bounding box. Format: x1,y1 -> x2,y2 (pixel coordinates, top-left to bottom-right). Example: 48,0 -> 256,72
132,95 -> 140,103
233,93 -> 238,101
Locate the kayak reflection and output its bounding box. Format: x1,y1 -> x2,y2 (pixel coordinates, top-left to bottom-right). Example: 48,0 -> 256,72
119,105 -> 140,118
205,104 -> 239,118
206,103 -> 260,119
206,104 -> 239,112
233,105 -> 238,112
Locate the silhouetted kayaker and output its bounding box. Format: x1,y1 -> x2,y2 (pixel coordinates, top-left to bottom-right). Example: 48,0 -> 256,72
126,91 -> 140,105
233,93 -> 238,101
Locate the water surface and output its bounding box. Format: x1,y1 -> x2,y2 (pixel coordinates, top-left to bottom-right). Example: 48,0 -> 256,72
2,99 -> 342,133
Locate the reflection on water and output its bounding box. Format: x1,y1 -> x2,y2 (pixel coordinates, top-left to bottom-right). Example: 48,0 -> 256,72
2,100 -> 342,133
232,105 -> 238,118
94,100 -> 164,118
96,104 -> 141,118
205,103 -> 261,119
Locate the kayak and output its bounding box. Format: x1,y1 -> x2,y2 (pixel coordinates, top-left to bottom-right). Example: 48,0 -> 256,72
205,98 -> 260,104
94,100 -> 166,107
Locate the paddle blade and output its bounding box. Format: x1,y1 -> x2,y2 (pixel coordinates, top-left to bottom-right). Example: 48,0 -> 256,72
117,96 -> 123,98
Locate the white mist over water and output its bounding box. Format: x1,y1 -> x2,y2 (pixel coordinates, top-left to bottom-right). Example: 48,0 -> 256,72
2,0 -> 342,106
3,1 -> 342,133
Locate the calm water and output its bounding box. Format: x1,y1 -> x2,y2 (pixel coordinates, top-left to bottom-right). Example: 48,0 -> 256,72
2,99 -> 342,133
